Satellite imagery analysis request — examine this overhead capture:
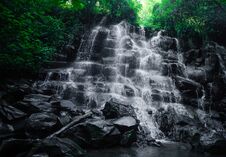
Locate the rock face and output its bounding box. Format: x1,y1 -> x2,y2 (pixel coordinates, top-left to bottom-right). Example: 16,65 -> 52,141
0,101 -> 27,121
182,42 -> 226,111
60,101 -> 139,148
1,21 -> 226,156
34,137 -> 86,157
113,116 -> 138,131
0,138 -> 85,157
26,113 -> 59,138
102,99 -> 137,119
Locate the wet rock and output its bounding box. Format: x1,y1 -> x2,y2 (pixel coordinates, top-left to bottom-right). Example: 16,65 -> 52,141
147,109 -> 153,115
0,123 -> 14,143
51,100 -> 78,116
122,38 -> 133,49
103,67 -> 117,80
175,76 -> 202,92
191,131 -> 226,155
0,101 -> 27,122
57,111 -> 72,126
102,47 -> 116,57
175,76 -> 202,98
26,113 -> 59,138
124,85 -> 135,97
186,66 -> 214,84
63,90 -> 88,106
102,98 -> 137,119
162,62 -> 185,77
156,36 -> 177,51
113,116 -> 138,132
23,94 -> 51,103
154,107 -> 175,136
1,82 -> 31,103
49,72 -> 69,81
154,106 -> 198,141
32,137 -> 85,157
184,49 -> 202,66
29,102 -> 53,113
173,125 -> 201,142
85,119 -> 120,147
181,97 -> 200,108
87,99 -> 97,109
91,109 -> 103,117
120,130 -> 137,146
13,101 -> 38,114
151,93 -> 162,102
61,119 -> 121,148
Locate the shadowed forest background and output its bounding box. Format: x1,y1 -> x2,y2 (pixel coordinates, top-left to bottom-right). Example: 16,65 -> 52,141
1,0 -> 226,77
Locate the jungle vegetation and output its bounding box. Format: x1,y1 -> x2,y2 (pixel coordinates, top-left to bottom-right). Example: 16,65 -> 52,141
0,0 -> 226,76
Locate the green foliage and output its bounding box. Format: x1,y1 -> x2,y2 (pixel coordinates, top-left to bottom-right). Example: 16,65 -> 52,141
79,0 -> 139,23
0,0 -> 82,76
0,0 -> 140,77
150,0 -> 226,42
0,0 -> 67,72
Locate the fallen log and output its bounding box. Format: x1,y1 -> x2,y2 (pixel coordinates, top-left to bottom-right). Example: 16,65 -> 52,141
25,111 -> 92,156
47,111 -> 92,138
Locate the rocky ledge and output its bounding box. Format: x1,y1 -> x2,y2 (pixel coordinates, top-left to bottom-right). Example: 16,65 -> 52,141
0,81 -> 160,157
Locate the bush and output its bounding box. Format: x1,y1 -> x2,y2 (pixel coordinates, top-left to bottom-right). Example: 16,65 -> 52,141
0,0 -> 139,78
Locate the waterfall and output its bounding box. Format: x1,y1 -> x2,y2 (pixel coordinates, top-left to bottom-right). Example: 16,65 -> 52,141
35,21 -> 193,139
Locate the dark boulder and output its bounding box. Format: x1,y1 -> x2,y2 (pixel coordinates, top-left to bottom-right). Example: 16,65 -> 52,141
1,82 -> 31,104
48,71 -> 69,81
162,62 -> 185,77
175,76 -> 202,98
51,100 -> 78,116
186,66 -> 211,84
102,67 -> 117,81
31,137 -> 85,157
61,119 -> 121,148
26,113 -> 59,138
183,49 -> 203,66
124,85 -> 135,97
154,106 -> 199,141
113,116 -> 138,132
31,102 -> 53,113
85,119 -> 121,148
0,123 -> 14,143
0,101 -> 27,122
87,99 -> 97,109
153,36 -> 177,51
191,131 -> 226,155
102,98 -> 137,119
120,130 -> 137,146
175,76 -> 202,92
122,38 -> 133,50
23,94 -> 51,103
57,111 -> 73,126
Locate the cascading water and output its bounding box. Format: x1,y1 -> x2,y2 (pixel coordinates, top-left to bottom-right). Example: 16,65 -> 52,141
35,21 -> 197,139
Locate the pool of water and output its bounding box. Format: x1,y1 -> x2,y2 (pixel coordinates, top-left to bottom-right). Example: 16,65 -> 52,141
85,142 -> 225,157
